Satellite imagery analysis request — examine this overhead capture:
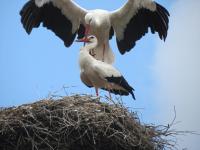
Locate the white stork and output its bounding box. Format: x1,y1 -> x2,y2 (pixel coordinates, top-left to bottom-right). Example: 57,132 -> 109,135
20,0 -> 169,64
77,35 -> 135,100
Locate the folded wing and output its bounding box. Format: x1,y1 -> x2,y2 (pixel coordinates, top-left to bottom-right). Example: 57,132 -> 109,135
93,62 -> 135,99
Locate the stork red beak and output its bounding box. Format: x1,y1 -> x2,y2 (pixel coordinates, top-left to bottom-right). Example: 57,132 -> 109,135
76,37 -> 90,43
76,24 -> 90,43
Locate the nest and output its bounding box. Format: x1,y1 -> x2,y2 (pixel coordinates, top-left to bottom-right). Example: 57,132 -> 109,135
0,95 -> 175,150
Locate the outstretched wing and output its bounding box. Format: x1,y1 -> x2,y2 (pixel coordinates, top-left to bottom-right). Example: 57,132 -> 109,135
20,0 -> 87,47
110,0 -> 169,54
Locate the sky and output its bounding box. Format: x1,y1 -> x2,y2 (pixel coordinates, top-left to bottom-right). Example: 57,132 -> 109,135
0,0 -> 199,149
153,0 -> 200,149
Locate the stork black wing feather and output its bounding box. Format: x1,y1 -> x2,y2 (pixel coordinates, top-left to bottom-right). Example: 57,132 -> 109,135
109,27 -> 114,40
101,88 -> 129,96
117,3 -> 169,54
77,24 -> 85,39
20,0 -> 79,47
105,76 -> 135,100
20,0 -> 41,34
41,3 -> 76,47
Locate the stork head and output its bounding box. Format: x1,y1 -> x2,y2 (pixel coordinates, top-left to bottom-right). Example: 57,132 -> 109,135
76,35 -> 97,44
86,35 -> 97,44
85,11 -> 109,28
76,35 -> 98,52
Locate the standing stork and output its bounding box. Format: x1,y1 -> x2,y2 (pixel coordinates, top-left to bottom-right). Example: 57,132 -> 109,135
77,35 -> 135,99
20,0 -> 169,64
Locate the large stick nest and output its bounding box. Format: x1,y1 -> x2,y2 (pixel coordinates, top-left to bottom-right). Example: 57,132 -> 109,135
0,95 -> 174,150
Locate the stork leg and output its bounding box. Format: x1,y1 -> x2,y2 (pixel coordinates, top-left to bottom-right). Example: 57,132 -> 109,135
102,44 -> 105,62
84,24 -> 90,46
84,24 -> 90,36
95,87 -> 99,97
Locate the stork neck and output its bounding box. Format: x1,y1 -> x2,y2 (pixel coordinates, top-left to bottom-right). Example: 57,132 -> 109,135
79,38 -> 99,69
79,47 -> 96,69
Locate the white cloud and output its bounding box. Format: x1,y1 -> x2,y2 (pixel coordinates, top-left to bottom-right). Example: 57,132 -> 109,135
153,0 -> 200,149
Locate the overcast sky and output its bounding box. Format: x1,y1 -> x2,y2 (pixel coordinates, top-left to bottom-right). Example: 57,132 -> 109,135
153,0 -> 200,149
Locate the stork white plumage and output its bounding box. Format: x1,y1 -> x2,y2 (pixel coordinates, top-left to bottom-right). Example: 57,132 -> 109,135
77,35 -> 135,100
20,0 -> 169,64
